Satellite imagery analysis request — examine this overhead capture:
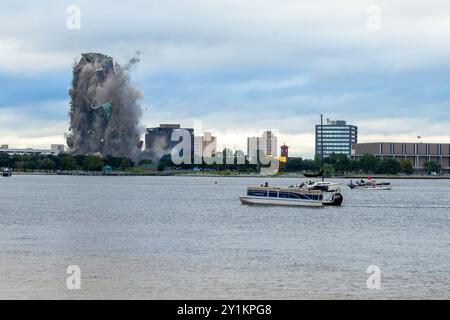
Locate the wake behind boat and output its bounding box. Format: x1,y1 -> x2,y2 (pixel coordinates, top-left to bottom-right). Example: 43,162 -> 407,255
239,183 -> 343,207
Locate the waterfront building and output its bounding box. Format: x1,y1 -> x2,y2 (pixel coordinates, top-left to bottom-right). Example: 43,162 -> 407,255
194,132 -> 217,159
280,143 -> 289,159
0,144 -> 65,156
278,143 -> 289,169
260,131 -> 277,157
140,163 -> 158,172
247,131 -> 278,163
247,137 -> 259,162
145,124 -> 194,160
315,119 -> 357,157
351,142 -> 450,174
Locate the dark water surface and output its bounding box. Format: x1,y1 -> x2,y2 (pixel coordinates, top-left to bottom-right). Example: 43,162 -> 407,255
0,175 -> 449,299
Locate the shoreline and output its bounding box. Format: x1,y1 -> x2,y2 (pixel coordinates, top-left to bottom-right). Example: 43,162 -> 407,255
7,171 -> 450,179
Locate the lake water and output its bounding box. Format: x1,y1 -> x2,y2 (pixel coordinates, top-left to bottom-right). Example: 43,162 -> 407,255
0,175 -> 449,299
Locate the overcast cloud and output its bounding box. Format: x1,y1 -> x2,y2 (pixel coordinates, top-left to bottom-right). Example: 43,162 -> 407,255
1,0 -> 450,157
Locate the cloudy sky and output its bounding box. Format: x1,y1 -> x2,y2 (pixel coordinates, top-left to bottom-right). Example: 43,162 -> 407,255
1,0 -> 450,158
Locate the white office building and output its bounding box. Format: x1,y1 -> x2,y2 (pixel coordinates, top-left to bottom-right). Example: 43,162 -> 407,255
247,131 -> 278,162
194,132 -> 217,159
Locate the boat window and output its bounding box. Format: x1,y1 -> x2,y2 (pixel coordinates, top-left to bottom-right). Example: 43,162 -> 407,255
297,194 -> 309,200
249,190 -> 268,197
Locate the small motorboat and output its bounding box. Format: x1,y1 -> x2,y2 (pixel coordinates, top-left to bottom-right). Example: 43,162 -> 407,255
348,179 -> 391,190
304,180 -> 342,192
2,167 -> 12,177
239,183 -> 343,207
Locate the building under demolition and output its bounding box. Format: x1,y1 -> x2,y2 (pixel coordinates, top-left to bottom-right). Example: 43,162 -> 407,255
66,52 -> 142,158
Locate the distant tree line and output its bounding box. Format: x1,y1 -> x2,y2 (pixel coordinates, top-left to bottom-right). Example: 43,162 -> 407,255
0,149 -> 260,173
1,151 -> 443,175
284,153 -> 442,176
157,148 -> 259,172
0,153 -> 134,172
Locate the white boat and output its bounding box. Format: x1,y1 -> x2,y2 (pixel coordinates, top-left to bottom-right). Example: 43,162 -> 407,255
304,181 -> 342,192
239,184 -> 343,207
348,179 -> 391,190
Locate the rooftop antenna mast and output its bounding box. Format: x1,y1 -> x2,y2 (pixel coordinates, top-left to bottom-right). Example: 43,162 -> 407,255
321,114 -> 324,182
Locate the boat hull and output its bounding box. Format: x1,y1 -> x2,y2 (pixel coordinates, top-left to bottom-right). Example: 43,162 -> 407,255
349,185 -> 391,190
239,196 -> 323,207
360,186 -> 391,190
322,192 -> 343,206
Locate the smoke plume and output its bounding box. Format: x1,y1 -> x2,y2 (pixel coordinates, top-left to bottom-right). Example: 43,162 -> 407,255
66,52 -> 143,158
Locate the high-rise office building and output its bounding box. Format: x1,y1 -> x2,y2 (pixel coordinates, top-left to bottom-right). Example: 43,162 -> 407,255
260,131 -> 277,157
247,131 -> 278,162
315,119 -> 357,157
145,124 -> 194,160
247,137 -> 259,162
194,132 -> 217,159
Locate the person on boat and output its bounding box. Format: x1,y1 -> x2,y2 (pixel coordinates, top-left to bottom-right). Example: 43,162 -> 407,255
264,182 -> 269,187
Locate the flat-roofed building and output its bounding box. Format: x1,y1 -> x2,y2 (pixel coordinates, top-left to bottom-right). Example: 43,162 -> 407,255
0,145 -> 64,156
247,131 -> 278,163
145,124 -> 194,161
260,131 -> 277,157
351,142 -> 450,173
194,132 -> 217,159
316,119 -> 357,157
247,136 -> 259,163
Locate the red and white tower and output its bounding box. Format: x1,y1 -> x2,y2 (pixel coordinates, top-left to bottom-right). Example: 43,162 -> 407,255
280,143 -> 289,158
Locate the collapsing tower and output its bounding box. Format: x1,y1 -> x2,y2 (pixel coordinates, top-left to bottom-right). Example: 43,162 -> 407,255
66,52 -> 142,157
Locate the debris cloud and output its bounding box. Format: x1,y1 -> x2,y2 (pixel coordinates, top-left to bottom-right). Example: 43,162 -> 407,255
66,52 -> 143,158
